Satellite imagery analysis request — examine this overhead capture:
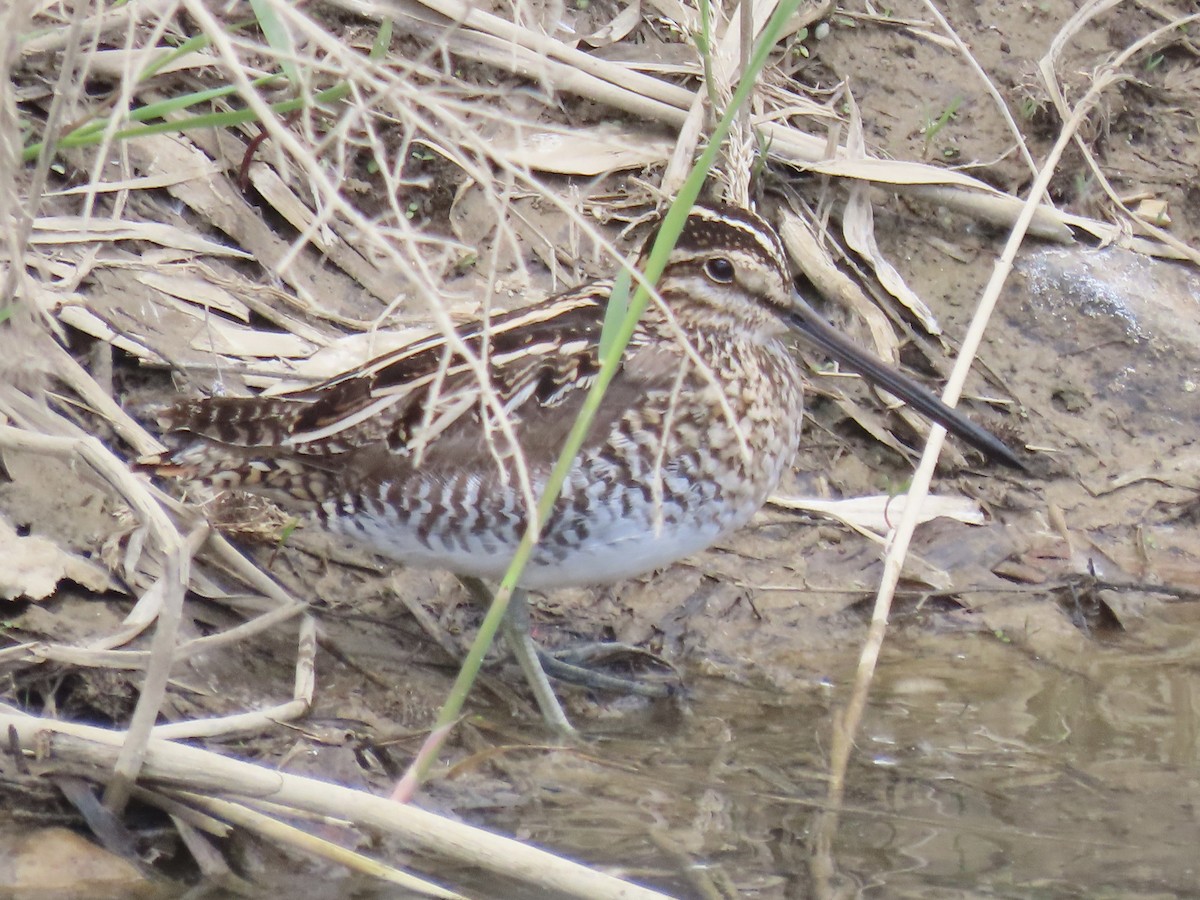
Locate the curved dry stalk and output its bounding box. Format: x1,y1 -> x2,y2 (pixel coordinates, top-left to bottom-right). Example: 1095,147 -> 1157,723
811,4 -> 1144,887
0,394 -> 194,812
150,612 -> 315,741
176,791 -> 465,898
346,0 -> 1159,249
0,709 -> 674,900
0,596 -> 304,671
1039,6 -> 1200,266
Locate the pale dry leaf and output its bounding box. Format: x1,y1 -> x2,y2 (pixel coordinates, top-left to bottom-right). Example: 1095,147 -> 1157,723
770,493 -> 984,534
800,157 -> 1014,191
640,0 -> 699,32
0,514 -> 113,601
49,169 -> 220,194
257,328 -> 431,392
245,162 -> 337,251
839,98 -> 941,333
137,271 -> 251,322
32,216 -> 252,258
188,319 -> 316,359
579,0 -> 642,47
55,306 -> 166,364
84,46 -> 231,78
496,125 -> 674,176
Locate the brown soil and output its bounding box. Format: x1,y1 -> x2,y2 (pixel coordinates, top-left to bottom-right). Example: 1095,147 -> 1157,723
3,1 -> 1200,897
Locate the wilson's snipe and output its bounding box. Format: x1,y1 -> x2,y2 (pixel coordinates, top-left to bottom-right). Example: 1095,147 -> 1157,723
157,204 -> 1019,730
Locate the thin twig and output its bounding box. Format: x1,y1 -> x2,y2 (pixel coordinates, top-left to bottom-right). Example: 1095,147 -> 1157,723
0,710 -> 673,900
812,2 -> 1130,886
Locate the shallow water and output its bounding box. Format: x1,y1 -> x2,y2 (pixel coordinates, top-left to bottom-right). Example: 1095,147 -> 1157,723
471,614 -> 1200,898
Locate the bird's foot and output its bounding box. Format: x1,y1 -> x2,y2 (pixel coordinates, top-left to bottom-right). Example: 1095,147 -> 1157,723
537,643 -> 678,699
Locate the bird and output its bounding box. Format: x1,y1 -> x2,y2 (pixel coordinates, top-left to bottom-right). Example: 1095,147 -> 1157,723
154,203 -> 1020,731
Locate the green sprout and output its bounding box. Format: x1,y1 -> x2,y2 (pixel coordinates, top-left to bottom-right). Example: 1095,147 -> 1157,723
921,95 -> 963,159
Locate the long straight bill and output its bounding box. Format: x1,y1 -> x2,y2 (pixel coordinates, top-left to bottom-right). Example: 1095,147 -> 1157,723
786,295 -> 1024,469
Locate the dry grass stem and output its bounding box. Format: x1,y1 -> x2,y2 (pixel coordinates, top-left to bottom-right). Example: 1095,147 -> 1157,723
814,0 -> 1170,879
1039,6 -> 1200,265
7,0 -> 1200,892
177,792 -> 465,898
355,0 -> 1140,246
0,709 -> 673,900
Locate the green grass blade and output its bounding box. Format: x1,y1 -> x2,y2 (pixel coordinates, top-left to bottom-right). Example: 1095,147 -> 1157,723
249,0 -> 301,86
22,80 -> 346,163
139,32 -> 214,82
370,19 -> 393,61
411,0 -> 805,783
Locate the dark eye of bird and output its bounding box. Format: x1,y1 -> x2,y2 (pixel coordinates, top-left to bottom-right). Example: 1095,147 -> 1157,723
704,257 -> 735,284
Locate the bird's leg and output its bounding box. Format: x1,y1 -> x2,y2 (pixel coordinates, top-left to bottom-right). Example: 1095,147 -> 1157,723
536,646 -> 675,698
458,576 -> 575,734
502,588 -> 577,735
456,578 -> 677,726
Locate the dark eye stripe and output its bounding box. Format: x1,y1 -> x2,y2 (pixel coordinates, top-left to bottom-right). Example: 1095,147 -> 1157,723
676,206 -> 790,280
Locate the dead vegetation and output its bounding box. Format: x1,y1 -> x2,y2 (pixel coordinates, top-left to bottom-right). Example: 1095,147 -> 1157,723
2,0 -> 1200,896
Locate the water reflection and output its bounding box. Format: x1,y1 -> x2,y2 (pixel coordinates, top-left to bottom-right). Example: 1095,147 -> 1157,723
486,613 -> 1200,897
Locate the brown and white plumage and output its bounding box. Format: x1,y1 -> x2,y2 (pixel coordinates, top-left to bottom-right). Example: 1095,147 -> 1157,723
160,205 -> 807,589
159,204 -> 1021,597
156,203 -> 1022,728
